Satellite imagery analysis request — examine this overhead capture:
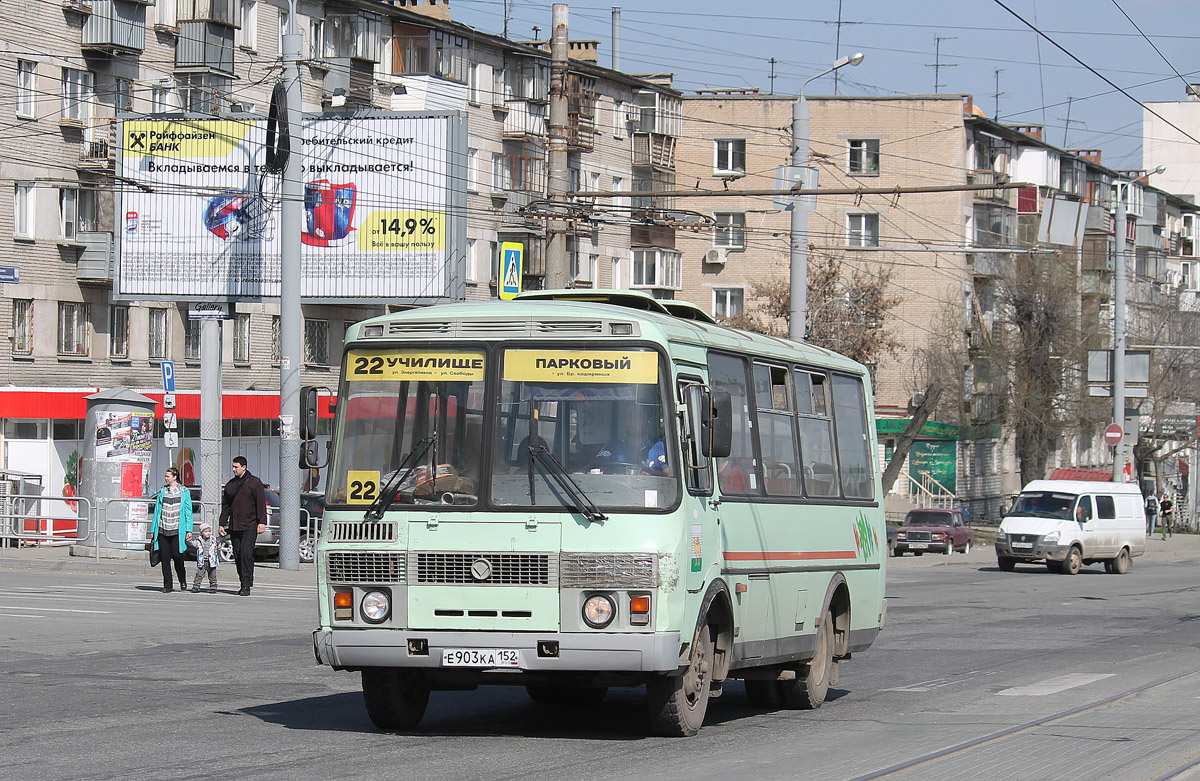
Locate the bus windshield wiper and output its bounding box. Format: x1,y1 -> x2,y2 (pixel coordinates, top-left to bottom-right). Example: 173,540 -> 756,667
365,436 -> 434,521
529,445 -> 607,523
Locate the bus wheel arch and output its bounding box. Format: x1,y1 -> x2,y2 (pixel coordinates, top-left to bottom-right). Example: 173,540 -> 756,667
821,573 -> 851,659
695,578 -> 734,683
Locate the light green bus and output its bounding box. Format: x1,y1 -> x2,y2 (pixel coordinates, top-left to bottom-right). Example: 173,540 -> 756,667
310,290 -> 887,736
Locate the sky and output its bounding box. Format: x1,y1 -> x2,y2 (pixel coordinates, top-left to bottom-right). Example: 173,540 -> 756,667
448,0 -> 1200,172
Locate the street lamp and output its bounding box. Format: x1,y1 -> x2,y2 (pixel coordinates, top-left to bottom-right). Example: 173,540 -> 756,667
789,53 -> 865,341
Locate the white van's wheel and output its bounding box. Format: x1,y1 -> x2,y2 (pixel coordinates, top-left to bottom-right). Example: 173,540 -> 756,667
1109,548 -> 1130,575
1061,546 -> 1082,575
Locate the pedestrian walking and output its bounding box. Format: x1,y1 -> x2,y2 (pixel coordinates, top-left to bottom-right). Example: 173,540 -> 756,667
217,456 -> 267,596
150,467 -> 194,594
1145,492 -> 1159,536
189,522 -> 220,593
1160,495 -> 1174,540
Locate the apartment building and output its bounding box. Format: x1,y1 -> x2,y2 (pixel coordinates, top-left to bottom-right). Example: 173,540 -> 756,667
672,91 -> 1199,518
0,0 -> 682,493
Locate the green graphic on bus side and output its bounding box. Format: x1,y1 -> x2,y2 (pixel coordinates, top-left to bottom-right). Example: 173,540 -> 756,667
853,512 -> 878,559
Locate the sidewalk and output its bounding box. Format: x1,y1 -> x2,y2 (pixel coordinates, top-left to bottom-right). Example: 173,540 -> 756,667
0,541 -> 315,587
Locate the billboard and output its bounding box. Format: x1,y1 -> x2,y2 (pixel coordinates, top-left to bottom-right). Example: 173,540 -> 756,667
116,112 -> 466,301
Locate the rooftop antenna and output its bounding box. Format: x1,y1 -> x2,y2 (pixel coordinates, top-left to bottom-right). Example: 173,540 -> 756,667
924,35 -> 957,92
531,24 -> 542,40
832,0 -> 845,95
993,67 -> 1004,120
503,0 -> 515,39
1060,96 -> 1075,147
768,57 -> 777,95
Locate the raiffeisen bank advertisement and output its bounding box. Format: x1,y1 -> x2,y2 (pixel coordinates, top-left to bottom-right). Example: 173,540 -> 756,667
114,112 -> 467,302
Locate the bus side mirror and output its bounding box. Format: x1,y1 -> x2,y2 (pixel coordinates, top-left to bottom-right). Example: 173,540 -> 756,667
708,391 -> 733,459
300,386 -> 320,441
299,440 -> 321,470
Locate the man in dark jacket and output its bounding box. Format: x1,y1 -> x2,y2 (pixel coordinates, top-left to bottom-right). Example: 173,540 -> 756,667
218,456 -> 267,596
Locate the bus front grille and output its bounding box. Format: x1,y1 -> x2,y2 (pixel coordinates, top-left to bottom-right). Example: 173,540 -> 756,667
328,521 -> 398,543
327,551 -> 407,584
412,552 -> 558,586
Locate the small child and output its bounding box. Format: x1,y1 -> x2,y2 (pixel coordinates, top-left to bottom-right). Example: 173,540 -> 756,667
189,523 -> 219,593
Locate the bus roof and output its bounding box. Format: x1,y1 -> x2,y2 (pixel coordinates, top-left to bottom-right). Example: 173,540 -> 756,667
348,292 -> 867,375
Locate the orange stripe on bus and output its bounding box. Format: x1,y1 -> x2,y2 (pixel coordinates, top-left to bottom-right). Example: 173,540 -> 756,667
723,550 -> 858,561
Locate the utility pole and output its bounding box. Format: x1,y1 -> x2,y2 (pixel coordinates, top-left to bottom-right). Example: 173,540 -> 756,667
768,58 -> 777,95
545,3 -> 570,289
1061,96 -> 1075,147
276,0 -> 303,569
925,35 -> 957,92
832,0 -> 845,95
790,52 -> 864,342
1113,181 -> 1128,482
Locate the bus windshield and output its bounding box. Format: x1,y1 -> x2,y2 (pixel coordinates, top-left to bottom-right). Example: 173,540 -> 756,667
328,348 -> 486,508
490,346 -> 679,512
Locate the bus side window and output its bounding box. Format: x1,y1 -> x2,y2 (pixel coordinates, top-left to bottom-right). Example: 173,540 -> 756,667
831,374 -> 874,500
754,363 -> 801,497
796,370 -> 838,497
708,353 -> 758,495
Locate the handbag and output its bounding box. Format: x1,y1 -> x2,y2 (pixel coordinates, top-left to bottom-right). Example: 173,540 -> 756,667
147,537 -> 161,567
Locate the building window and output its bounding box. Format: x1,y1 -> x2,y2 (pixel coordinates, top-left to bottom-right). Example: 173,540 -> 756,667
177,73 -> 229,114
17,60 -> 35,119
185,318 -> 201,361
14,182 -> 33,238
12,299 -> 33,356
237,0 -> 258,49
61,69 -> 93,122
714,139 -> 746,175
59,188 -> 78,241
157,0 -> 177,27
151,83 -> 180,114
847,213 -> 879,247
110,305 -> 129,359
57,302 -> 89,357
496,139 -> 546,193
467,148 -> 480,192
148,308 -> 168,359
112,77 -> 134,112
631,248 -> 682,290
713,212 -> 746,249
848,139 -> 880,175
713,288 -> 744,319
613,99 -> 626,139
973,204 -> 1015,247
271,315 -> 281,362
304,318 -> 328,365
234,312 -> 250,362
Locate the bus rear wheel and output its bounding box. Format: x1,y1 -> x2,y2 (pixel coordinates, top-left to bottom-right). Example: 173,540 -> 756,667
647,621 -> 715,736
362,668 -> 430,731
779,609 -> 834,709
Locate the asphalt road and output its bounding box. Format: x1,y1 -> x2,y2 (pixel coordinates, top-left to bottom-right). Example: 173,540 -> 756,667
0,545 -> 1198,780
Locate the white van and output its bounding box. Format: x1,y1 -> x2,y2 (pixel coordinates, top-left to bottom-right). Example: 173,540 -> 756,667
994,480 -> 1146,575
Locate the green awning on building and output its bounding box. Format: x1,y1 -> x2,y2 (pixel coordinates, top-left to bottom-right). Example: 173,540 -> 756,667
875,418 -> 959,440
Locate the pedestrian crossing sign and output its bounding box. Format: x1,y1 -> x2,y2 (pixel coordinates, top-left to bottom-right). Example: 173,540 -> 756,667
500,242 -> 523,300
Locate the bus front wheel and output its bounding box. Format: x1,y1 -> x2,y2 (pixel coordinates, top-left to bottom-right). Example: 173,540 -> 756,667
778,609 -> 834,709
647,621 -> 715,736
362,668 -> 430,731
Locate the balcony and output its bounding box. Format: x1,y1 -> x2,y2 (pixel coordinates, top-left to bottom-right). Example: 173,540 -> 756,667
968,169 -> 1008,201
81,0 -> 146,53
503,100 -> 547,138
76,231 -> 113,282
632,132 -> 676,171
323,58 -> 377,108
79,118 -> 116,166
970,252 -> 1007,277
176,20 -> 235,75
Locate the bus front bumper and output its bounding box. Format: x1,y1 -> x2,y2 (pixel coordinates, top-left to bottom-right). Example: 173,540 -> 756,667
314,628 -> 682,673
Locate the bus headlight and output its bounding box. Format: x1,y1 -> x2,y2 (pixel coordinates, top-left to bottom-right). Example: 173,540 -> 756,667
360,590 -> 391,624
582,594 -> 615,628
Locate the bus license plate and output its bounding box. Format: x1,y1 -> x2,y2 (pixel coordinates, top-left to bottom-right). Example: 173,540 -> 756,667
1011,542 -> 1033,549
442,648 -> 520,668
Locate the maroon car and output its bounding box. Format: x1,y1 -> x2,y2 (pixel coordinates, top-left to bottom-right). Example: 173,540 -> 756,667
892,508 -> 973,556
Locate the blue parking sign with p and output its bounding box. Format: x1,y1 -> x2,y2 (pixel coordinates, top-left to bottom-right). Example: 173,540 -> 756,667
161,361 -> 175,392
500,242 -> 523,300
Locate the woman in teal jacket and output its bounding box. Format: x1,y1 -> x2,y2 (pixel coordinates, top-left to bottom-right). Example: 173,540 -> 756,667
150,466 -> 194,593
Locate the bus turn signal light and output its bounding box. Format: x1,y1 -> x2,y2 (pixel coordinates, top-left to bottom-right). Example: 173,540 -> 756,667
334,590 -> 353,621
630,595 -> 650,625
